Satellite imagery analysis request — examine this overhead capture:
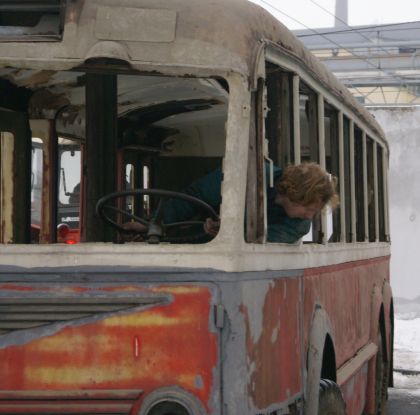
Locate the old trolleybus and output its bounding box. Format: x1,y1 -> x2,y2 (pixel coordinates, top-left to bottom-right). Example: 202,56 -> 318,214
0,1 -> 392,414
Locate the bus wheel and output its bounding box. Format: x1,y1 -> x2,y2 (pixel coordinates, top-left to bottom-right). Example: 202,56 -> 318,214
147,401 -> 190,415
375,332 -> 389,414
318,379 -> 346,415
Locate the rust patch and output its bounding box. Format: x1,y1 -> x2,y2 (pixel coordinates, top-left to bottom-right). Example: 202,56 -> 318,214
241,278 -> 302,410
0,284 -> 217,413
66,0 -> 85,24
14,70 -> 56,89
29,90 -> 70,118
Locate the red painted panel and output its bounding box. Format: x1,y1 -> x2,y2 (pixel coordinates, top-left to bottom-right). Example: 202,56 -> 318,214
303,256 -> 390,367
0,284 -> 218,412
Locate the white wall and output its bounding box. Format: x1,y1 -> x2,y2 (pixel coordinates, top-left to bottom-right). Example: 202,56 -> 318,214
370,107 -> 420,300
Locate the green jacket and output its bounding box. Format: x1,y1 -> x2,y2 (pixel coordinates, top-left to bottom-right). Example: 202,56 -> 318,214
162,166 -> 311,243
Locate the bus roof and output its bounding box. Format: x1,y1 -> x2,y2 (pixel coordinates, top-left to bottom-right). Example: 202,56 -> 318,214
0,0 -> 385,142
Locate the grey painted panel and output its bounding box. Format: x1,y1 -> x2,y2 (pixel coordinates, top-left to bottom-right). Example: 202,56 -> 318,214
95,7 -> 177,43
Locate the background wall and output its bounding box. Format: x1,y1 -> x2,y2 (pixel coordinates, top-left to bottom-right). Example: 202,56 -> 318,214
370,107 -> 420,299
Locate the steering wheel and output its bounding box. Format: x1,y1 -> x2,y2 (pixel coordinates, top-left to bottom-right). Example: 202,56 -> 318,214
96,189 -> 219,244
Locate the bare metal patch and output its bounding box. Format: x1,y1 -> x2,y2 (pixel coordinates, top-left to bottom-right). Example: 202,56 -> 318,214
241,280 -> 271,343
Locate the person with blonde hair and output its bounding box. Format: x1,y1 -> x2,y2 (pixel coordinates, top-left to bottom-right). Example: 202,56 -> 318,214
265,162 -> 339,242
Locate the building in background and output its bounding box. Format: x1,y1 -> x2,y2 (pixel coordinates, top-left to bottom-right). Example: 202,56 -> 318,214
295,21 -> 420,107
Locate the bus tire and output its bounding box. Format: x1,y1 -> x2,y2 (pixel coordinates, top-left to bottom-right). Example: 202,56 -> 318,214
375,332 -> 389,414
318,379 -> 346,415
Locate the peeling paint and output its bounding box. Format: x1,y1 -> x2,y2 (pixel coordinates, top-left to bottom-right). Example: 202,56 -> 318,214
195,375 -> 204,390
241,280 -> 271,343
242,278 -> 303,410
29,89 -> 70,118
0,283 -> 218,412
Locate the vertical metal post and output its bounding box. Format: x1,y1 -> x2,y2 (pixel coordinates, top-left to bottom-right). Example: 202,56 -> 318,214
293,75 -> 301,164
317,95 -> 325,169
383,149 -> 390,241
0,132 -> 14,243
362,132 -> 369,241
373,141 -> 379,242
349,120 -> 356,242
317,94 -> 327,244
83,73 -> 118,242
338,111 -> 345,242
40,120 -> 58,243
0,111 -> 32,243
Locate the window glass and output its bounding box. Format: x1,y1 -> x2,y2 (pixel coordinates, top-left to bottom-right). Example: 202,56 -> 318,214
31,138 -> 43,242
58,139 -> 81,229
31,139 -> 43,225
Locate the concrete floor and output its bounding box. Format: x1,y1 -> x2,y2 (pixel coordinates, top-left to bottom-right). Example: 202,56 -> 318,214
388,388 -> 420,414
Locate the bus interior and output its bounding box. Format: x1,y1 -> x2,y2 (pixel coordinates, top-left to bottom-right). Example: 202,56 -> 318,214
0,67 -> 229,244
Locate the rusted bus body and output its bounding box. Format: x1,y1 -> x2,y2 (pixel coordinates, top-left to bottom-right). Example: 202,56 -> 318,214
0,1 -> 392,415
0,257 -> 391,414
0,260 -> 392,415
303,257 -> 392,415
0,280 -> 219,413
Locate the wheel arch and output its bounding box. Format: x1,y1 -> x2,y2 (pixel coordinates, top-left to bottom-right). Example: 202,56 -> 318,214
365,281 -> 393,414
304,304 -> 336,415
321,333 -> 337,382
382,281 -> 393,367
388,297 -> 394,386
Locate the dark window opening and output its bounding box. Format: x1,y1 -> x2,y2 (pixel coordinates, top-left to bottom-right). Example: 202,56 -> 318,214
265,62 -> 294,167
325,104 -> 340,242
377,145 -> 387,242
343,117 -> 352,242
300,83 -> 320,243
299,83 -> 319,164
354,127 -> 365,242
366,137 -> 376,242
0,1 -> 65,40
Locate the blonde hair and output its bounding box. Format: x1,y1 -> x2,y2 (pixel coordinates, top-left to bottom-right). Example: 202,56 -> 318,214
276,163 -> 339,208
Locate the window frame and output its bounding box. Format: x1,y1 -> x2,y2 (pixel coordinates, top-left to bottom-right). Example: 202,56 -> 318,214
245,45 -> 390,247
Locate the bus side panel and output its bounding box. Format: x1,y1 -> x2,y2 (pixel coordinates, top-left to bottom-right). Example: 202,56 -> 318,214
304,257 -> 389,365
303,256 -> 390,414
0,282 -> 219,413
240,276 -> 303,411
